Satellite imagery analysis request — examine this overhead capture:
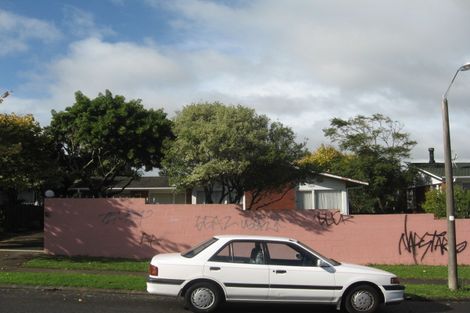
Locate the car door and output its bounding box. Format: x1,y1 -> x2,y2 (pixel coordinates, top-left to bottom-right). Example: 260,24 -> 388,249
204,240 -> 270,300
266,241 -> 337,302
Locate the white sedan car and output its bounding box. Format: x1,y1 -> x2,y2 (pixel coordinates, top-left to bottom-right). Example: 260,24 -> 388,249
147,235 -> 404,313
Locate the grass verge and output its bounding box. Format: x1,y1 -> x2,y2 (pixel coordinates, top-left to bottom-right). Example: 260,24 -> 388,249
10,257 -> 470,300
0,271 -> 144,291
23,255 -> 148,272
372,264 -> 470,280
406,284 -> 470,300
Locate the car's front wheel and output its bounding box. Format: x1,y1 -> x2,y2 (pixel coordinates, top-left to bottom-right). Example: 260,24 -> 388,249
184,282 -> 221,313
344,284 -> 380,313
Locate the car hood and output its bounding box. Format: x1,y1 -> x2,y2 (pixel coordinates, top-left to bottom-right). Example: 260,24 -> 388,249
336,263 -> 394,276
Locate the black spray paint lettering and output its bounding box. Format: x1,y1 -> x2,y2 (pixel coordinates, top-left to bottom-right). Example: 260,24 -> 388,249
195,215 -> 281,232
314,210 -> 354,226
398,215 -> 467,262
99,209 -> 153,226
140,231 -> 159,247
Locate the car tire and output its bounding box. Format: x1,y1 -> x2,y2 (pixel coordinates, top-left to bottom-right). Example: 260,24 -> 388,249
184,282 -> 221,313
344,284 -> 380,313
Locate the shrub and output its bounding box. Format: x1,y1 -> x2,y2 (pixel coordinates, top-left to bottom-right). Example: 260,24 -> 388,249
422,185 -> 470,218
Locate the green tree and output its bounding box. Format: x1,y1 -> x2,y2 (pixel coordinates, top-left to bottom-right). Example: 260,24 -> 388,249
323,114 -> 416,213
162,102 -> 312,209
0,113 -> 53,229
422,186 -> 470,218
47,90 -> 173,197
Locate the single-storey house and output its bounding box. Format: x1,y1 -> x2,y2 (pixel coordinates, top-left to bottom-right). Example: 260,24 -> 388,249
408,148 -> 470,211
69,174 -> 367,215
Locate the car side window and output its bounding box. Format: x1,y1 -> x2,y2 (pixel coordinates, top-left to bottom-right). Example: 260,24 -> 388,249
266,242 -> 318,266
209,244 -> 232,262
209,241 -> 265,264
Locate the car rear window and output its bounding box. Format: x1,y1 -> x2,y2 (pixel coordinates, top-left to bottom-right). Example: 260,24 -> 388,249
182,237 -> 218,258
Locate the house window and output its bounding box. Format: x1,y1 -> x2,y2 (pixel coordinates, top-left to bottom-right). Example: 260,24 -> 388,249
315,190 -> 342,210
148,193 -> 173,204
196,190 -> 242,204
196,191 -> 206,204
296,191 -> 313,210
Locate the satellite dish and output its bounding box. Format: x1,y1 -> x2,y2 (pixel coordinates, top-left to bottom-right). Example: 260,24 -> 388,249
45,190 -> 55,198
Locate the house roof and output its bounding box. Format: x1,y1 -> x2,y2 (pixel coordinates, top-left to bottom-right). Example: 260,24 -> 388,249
70,174 -> 368,191
70,176 -> 175,190
410,162 -> 470,181
318,173 -> 369,187
112,176 -> 174,189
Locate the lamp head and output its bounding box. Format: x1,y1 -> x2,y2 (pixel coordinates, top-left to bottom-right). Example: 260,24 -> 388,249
460,63 -> 470,71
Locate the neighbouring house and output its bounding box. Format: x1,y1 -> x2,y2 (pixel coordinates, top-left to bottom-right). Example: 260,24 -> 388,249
67,174 -> 368,214
68,176 -> 190,204
243,173 -> 368,214
408,147 -> 470,211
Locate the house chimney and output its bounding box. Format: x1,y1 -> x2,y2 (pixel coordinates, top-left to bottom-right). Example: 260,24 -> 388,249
428,147 -> 435,164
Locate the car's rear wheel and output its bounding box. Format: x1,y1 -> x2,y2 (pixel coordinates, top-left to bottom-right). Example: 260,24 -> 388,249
184,282 -> 221,313
344,284 -> 380,313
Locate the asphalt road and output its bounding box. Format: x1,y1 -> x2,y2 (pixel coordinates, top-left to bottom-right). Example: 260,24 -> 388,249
0,287 -> 468,313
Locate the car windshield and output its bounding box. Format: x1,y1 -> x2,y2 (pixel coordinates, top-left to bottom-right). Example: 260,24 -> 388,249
297,241 -> 341,266
181,237 -> 218,258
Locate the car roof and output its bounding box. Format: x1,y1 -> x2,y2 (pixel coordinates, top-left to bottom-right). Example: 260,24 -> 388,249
213,234 -> 297,242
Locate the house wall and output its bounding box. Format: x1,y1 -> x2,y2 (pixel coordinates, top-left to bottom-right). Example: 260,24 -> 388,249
45,198 -> 470,265
244,187 -> 296,210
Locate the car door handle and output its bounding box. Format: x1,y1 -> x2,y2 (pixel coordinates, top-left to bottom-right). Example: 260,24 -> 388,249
210,267 -> 221,271
274,270 -> 287,274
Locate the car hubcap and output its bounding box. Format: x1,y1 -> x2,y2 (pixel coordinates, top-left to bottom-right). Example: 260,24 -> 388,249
351,290 -> 374,312
191,287 -> 215,309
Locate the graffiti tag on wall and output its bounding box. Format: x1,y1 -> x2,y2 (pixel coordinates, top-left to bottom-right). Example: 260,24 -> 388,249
99,208 -> 159,247
194,210 -> 353,233
313,209 -> 354,226
398,215 -> 467,263
195,215 -> 282,232
99,208 -> 153,226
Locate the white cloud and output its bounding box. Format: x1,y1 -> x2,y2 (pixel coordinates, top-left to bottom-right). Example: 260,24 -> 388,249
62,6 -> 115,38
0,9 -> 62,56
8,0 -> 470,160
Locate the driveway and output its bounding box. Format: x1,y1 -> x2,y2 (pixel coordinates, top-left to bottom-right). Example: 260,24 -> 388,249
0,231 -> 44,251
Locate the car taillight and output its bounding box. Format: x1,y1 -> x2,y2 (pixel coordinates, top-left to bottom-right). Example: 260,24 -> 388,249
391,277 -> 400,284
149,264 -> 158,276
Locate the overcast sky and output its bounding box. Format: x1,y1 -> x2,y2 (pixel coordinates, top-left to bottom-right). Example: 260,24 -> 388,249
1,0 -> 470,161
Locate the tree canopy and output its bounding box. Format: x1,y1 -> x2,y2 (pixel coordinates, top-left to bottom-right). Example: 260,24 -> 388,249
322,114 -> 416,213
323,113 -> 416,159
162,102 -> 312,209
0,113 -> 54,228
47,90 -> 173,197
0,113 -> 52,191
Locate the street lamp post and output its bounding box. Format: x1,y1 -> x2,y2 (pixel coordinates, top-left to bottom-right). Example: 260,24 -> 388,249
442,63 -> 470,290
0,90 -> 11,104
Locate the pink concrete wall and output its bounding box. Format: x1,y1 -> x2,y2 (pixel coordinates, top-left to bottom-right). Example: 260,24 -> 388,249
44,198 -> 470,265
